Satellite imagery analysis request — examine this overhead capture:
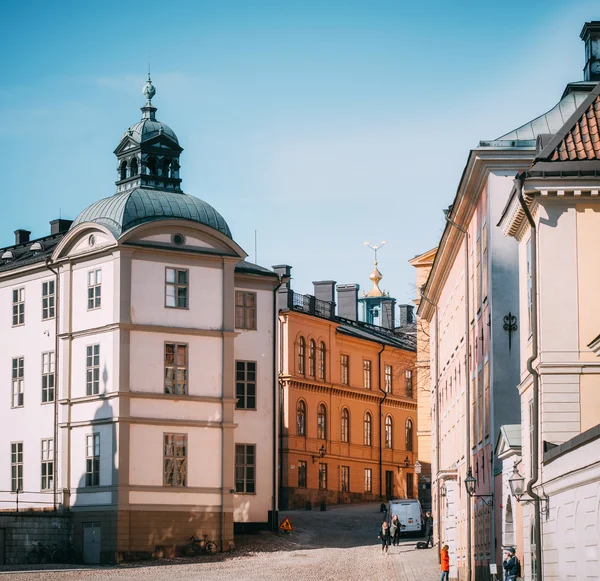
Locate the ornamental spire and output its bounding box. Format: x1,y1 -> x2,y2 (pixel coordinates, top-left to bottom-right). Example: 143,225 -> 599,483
363,240 -> 388,298
141,72 -> 157,120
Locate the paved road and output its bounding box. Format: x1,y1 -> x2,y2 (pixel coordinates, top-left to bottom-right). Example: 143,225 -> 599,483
1,503 -> 441,581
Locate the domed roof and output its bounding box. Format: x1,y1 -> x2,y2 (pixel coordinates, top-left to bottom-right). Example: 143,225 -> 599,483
71,188 -> 232,239
123,119 -> 179,145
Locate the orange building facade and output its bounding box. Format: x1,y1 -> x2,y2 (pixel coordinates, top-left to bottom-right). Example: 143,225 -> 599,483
274,274 -> 418,510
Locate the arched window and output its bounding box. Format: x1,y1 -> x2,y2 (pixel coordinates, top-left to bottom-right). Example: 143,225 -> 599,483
130,157 -> 138,176
317,404 -> 326,439
406,419 -> 413,451
341,408 -> 349,443
318,342 -> 326,380
162,158 -> 171,178
385,415 -> 393,449
146,156 -> 157,175
364,411 -> 372,446
171,159 -> 180,178
296,400 -> 306,437
119,160 -> 128,180
297,337 -> 305,375
308,339 -> 316,377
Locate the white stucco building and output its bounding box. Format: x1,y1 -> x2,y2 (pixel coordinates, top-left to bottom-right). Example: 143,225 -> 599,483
0,77 -> 281,563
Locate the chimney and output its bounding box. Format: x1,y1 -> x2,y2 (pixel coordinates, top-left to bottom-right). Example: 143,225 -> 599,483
381,298 -> 396,330
336,284 -> 359,321
50,219 -> 74,235
581,21 -> 600,81
14,230 -> 31,245
313,280 -> 336,305
272,264 -> 292,311
398,304 -> 415,327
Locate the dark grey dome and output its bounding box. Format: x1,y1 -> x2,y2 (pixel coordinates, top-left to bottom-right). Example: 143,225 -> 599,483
71,188 -> 231,239
123,119 -> 179,145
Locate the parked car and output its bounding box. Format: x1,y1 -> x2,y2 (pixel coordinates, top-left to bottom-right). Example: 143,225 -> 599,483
387,498 -> 423,536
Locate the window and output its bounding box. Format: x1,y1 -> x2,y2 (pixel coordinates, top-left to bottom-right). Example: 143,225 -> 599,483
11,357 -> 24,408
318,463 -> 327,490
365,468 -> 372,493
405,369 -> 413,398
298,460 -> 307,488
42,281 -> 55,320
297,337 -> 305,375
236,361 -> 256,409
165,343 -> 187,395
405,419 -> 413,451
484,361 -> 490,438
130,157 -> 138,176
12,288 -> 25,326
385,364 -> 392,393
476,233 -> 481,309
87,270 -> 101,310
363,360 -> 371,389
478,367 -> 483,444
165,268 -> 188,309
41,439 -> 54,491
385,415 -> 393,449
11,442 -> 23,492
341,465 -> 350,491
318,342 -> 326,380
235,291 -> 257,330
120,160 -> 127,180
41,351 -> 55,403
341,354 -> 349,385
297,400 -> 306,436
317,404 -> 327,439
364,412 -> 372,446
526,238 -> 533,336
86,345 -> 100,396
85,434 -> 100,486
482,222 -> 488,301
164,434 -> 187,487
406,473 -> 414,499
308,339 -> 316,376
235,444 -> 256,493
341,408 -> 349,443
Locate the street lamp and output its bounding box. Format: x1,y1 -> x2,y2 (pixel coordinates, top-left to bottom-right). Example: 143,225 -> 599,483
508,465 -> 526,500
414,460 -> 422,475
312,444 -> 326,464
440,483 -> 447,498
464,467 -> 493,507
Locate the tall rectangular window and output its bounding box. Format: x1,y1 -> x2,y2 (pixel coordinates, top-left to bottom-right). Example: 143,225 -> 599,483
42,280 -> 55,320
86,345 -> 100,396
341,465 -> 350,491
12,288 -> 25,326
478,368 -> 483,444
164,343 -> 188,395
341,354 -> 349,385
476,234 -> 481,309
484,361 -> 490,438
164,434 -> 187,487
406,473 -> 414,499
165,268 -> 188,308
365,468 -> 372,493
41,439 -> 54,491
298,460 -> 307,488
526,239 -> 533,336
236,361 -> 256,409
385,364 -> 392,393
85,434 -> 100,486
11,357 -> 24,408
42,351 -> 55,403
11,442 -> 23,492
318,463 -> 327,490
87,270 -> 102,310
405,369 -> 413,398
363,360 -> 371,389
235,291 -> 257,330
482,222 -> 488,302
235,444 -> 256,493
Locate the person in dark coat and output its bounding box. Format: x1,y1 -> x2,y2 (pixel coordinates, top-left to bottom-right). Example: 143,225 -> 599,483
424,511 -> 434,548
503,547 -> 521,581
390,514 -> 401,546
378,521 -> 391,554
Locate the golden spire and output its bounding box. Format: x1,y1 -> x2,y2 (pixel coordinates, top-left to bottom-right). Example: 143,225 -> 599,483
364,241 -> 387,297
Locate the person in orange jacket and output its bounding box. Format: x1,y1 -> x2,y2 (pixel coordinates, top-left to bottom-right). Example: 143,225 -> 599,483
440,544 -> 450,581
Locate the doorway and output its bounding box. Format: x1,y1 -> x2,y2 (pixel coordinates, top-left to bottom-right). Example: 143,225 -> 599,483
83,522 -> 101,564
385,470 -> 394,500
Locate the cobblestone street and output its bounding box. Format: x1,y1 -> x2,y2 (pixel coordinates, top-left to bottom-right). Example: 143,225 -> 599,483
0,504 -> 440,581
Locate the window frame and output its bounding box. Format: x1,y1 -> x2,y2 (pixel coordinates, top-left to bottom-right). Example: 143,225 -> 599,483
164,343 -> 188,395
405,369 -> 413,398
235,290 -> 257,330
385,415 -> 393,449
406,472 -> 414,499
317,403 -> 327,440
11,442 -> 23,492
308,339 -> 316,377
297,460 -> 307,488
12,287 -> 25,327
85,433 -> 100,487
42,280 -> 55,320
318,462 -> 327,490
164,433 -> 187,487
87,269 -> 102,310
318,342 -> 326,380
341,465 -> 350,492
86,344 -> 100,396
235,443 -> 256,494
165,267 -> 189,309
384,364 -> 392,393
365,468 -> 372,493
405,418 -> 413,451
41,351 -> 55,404
236,360 -> 257,410
363,359 -> 372,389
297,336 -> 306,375
364,411 -> 372,446
341,408 -> 350,443
41,438 -> 54,491
296,400 -> 306,437
11,356 -> 24,408
340,354 -> 349,385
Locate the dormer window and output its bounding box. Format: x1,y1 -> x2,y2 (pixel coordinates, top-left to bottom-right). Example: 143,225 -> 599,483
130,158 -> 138,176
120,160 -> 128,181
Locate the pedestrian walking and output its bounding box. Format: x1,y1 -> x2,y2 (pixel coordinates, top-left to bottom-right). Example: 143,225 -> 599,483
440,544 -> 450,581
390,514 -> 401,546
378,521 -> 391,554
503,547 -> 521,581
424,511 -> 434,548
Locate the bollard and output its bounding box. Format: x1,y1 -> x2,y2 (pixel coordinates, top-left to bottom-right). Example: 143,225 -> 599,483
320,500 -> 326,511
305,501 -> 312,511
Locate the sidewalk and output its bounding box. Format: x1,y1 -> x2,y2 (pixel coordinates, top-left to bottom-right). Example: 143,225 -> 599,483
391,545 -> 440,581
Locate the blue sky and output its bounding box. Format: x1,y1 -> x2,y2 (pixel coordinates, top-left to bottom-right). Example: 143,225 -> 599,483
0,0 -> 597,305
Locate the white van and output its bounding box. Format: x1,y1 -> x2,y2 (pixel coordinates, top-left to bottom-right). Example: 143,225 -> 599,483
387,499 -> 423,535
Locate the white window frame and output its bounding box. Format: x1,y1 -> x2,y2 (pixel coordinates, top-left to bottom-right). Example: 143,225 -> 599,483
11,442 -> 23,492
86,344 -> 100,396
11,357 -> 24,408
41,351 -> 55,403
365,468 -> 372,493
85,433 -> 100,486
41,438 -> 54,491
87,269 -> 102,310
42,280 -> 55,320
12,288 -> 25,326
363,359 -> 372,389
235,443 -> 256,494
164,343 -> 188,395
165,267 -> 189,309
384,364 -> 392,393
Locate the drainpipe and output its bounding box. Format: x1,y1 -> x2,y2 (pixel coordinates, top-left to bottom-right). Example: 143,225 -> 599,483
272,276 -> 283,530
516,177 -> 542,581
220,258 -> 226,552
45,258 -> 60,511
377,343 -> 386,500
443,209 -> 471,581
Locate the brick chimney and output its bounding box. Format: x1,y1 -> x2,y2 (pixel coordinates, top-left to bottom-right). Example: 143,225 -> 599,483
336,284 -> 359,321
50,219 -> 73,235
14,230 -> 31,245
581,22 -> 600,81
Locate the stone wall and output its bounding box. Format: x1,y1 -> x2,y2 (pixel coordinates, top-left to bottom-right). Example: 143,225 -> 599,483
0,512 -> 71,565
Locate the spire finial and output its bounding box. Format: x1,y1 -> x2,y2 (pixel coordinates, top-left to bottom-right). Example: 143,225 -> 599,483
141,70 -> 157,120
364,240 -> 388,297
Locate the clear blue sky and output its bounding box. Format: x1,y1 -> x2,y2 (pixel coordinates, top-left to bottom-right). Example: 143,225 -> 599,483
0,0 -> 597,305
